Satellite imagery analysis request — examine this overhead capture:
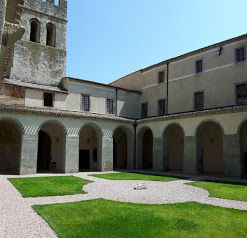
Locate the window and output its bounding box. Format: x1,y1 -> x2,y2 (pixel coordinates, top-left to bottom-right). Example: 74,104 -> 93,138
236,84 -> 247,104
30,19 -> 40,43
158,99 -> 166,116
82,95 -> 90,111
106,99 -> 114,114
158,71 -> 165,83
46,23 -> 56,47
236,47 -> 246,63
44,92 -> 53,107
194,92 -> 204,111
141,103 -> 148,118
195,59 -> 203,73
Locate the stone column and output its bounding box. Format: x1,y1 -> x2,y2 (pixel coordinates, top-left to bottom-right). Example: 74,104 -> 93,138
223,134 -> 241,178
20,134 -> 38,175
153,137 -> 163,171
101,129 -> 113,171
183,136 -> 197,175
64,135 -> 79,173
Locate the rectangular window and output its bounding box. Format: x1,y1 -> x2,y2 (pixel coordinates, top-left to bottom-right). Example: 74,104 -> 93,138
106,99 -> 114,114
158,99 -> 166,116
44,92 -> 53,107
82,95 -> 90,111
195,59 -> 203,73
236,84 -> 247,104
158,71 -> 165,83
141,103 -> 148,118
194,92 -> 204,111
236,47 -> 246,62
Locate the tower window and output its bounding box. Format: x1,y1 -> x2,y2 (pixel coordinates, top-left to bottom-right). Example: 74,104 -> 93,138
46,23 -> 56,47
30,19 -> 40,43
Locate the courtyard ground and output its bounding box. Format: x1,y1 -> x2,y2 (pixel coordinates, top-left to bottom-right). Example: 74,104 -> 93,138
1,171 -> 247,237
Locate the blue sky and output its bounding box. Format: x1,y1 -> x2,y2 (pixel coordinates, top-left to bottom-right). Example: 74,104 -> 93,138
66,0 -> 247,84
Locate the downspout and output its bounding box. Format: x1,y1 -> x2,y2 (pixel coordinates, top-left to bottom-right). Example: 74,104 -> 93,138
166,62 -> 169,115
134,122 -> 137,170
115,88 -> 118,116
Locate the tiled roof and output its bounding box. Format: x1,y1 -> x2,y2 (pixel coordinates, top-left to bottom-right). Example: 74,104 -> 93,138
0,104 -> 135,123
137,105 -> 247,123
4,79 -> 68,93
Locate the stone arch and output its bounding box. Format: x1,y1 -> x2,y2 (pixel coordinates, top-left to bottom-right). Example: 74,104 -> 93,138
238,119 -> 247,177
195,119 -> 225,136
196,120 -> 224,176
46,23 -> 56,47
163,123 -> 184,172
0,118 -> 23,174
79,123 -> 102,171
113,126 -> 134,170
37,120 -> 66,173
137,126 -> 153,170
30,18 -> 40,43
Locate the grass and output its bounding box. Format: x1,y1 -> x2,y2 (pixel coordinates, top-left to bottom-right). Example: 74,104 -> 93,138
89,172 -> 183,181
187,180 -> 247,201
8,176 -> 92,198
33,199 -> 247,238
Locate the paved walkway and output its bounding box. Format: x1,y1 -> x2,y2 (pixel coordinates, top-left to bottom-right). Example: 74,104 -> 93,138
1,172 -> 247,237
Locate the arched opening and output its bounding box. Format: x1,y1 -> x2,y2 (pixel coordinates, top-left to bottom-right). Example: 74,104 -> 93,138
37,131 -> 51,171
46,23 -> 56,47
30,19 -> 40,43
163,124 -> 184,172
113,128 -> 127,170
37,121 -> 66,173
240,120 -> 247,177
143,129 -> 153,169
196,121 -> 224,176
79,125 -> 100,171
0,120 -> 22,174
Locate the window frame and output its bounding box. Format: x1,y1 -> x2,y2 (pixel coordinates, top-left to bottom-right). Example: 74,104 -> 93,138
158,99 -> 166,116
158,71 -> 165,83
43,92 -> 54,107
194,91 -> 204,111
141,102 -> 148,118
235,46 -> 246,63
235,82 -> 247,105
195,59 -> 203,73
106,98 -> 114,114
46,23 -> 56,47
81,94 -> 90,112
30,18 -> 40,43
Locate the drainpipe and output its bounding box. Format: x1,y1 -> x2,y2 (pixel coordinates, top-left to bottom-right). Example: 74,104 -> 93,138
115,88 -> 118,116
166,62 -> 169,115
134,122 -> 137,170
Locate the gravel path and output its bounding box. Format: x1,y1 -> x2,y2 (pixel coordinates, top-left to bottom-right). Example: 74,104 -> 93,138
1,172 -> 247,237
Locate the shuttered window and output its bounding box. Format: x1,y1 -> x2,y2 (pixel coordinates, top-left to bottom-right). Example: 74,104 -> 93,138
194,92 -> 204,111
236,84 -> 247,104
141,103 -> 148,118
236,47 -> 246,62
106,99 -> 113,114
195,59 -> 203,73
158,71 -> 165,83
82,95 -> 90,111
158,99 -> 166,116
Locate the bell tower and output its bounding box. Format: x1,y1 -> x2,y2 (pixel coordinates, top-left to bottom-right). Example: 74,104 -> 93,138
7,0 -> 67,86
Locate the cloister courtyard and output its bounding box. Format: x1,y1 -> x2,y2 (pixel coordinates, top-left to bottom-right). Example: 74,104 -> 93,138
1,171 -> 247,237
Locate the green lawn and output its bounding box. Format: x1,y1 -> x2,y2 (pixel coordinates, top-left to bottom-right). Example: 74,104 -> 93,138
33,199 -> 247,238
8,176 -> 92,198
89,172 -> 183,181
187,180 -> 247,201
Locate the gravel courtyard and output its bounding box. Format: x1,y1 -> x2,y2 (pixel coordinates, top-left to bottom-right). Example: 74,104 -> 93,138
1,172 -> 247,238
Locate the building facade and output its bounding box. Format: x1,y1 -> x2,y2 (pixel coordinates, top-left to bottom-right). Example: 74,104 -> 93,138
0,0 -> 246,178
